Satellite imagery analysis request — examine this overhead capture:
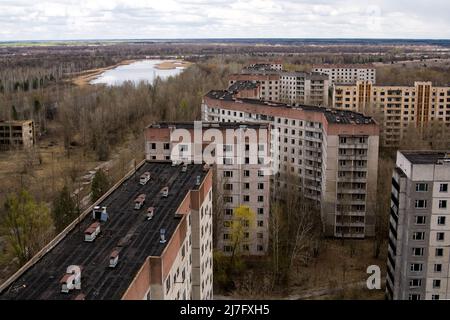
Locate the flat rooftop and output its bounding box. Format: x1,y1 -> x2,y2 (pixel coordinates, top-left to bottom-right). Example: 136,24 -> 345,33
402,151 -> 450,164
280,71 -> 328,80
148,121 -> 269,130
0,120 -> 33,125
228,80 -> 259,92
205,90 -> 376,125
0,161 -> 207,300
313,64 -> 376,69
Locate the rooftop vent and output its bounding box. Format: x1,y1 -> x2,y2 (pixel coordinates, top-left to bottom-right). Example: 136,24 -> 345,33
160,229 -> 167,244
109,249 -> 120,268
147,207 -> 155,220
161,187 -> 169,198
74,293 -> 85,300
92,206 -> 108,222
84,222 -> 100,242
60,265 -> 81,293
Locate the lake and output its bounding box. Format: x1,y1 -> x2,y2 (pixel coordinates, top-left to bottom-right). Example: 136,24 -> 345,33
90,60 -> 186,86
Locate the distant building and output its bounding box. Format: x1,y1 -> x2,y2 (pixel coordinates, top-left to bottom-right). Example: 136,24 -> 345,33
246,60 -> 283,72
0,120 -> 35,150
145,122 -> 271,255
333,81 -> 450,147
312,64 -> 376,84
0,161 -> 213,300
279,72 -> 329,106
229,72 -> 329,106
202,89 -> 380,238
387,151 -> 450,300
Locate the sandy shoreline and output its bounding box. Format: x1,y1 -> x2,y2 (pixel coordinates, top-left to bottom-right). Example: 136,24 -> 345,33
154,60 -> 192,70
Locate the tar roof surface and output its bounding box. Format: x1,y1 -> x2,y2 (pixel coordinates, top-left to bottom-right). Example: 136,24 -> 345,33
402,151 -> 448,164
228,80 -> 259,92
205,90 -> 375,125
0,162 -> 207,300
148,121 -> 269,130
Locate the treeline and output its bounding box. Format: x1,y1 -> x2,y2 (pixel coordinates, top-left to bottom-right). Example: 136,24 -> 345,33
58,60 -> 230,160
377,64 -> 450,86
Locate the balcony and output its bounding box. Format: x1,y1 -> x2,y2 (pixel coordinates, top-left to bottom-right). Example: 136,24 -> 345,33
338,154 -> 367,161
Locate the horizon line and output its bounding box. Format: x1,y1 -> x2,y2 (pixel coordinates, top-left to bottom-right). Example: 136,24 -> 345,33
2,37 -> 450,43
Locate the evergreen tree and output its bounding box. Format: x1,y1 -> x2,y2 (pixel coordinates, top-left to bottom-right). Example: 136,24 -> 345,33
91,169 -> 110,202
52,185 -> 77,232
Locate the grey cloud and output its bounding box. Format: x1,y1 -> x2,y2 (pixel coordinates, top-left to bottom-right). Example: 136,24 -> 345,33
0,0 -> 449,40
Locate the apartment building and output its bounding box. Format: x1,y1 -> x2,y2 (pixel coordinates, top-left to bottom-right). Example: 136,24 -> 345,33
229,72 -> 329,106
313,64 -> 376,84
0,161 -> 213,300
333,81 -> 450,146
145,122 -> 271,255
279,72 -> 329,106
0,120 -> 35,150
202,90 -> 380,238
229,73 -> 280,102
387,151 -> 450,300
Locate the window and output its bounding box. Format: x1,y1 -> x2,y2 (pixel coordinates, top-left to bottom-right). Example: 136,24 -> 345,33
438,216 -> 446,225
410,263 -> 423,272
150,143 -> 156,149
243,183 -> 250,190
415,216 -> 426,225
258,196 -> 264,202
224,171 -> 233,178
258,183 -> 264,190
257,245 -> 264,251
224,245 -> 232,252
412,248 -> 424,256
415,183 -> 428,192
434,264 -> 442,272
165,277 -> 171,294
257,233 -> 263,239
224,183 -> 233,191
243,195 -> 250,202
439,200 -> 447,209
415,200 -> 427,209
435,248 -> 444,257
439,183 -> 448,192
223,221 -> 231,228
224,196 -> 233,203
225,209 -> 233,216
242,244 -> 249,251
409,294 -> 420,300
244,170 -> 250,177
412,232 -> 425,240
224,157 -> 233,165
164,143 -> 170,150
409,279 -> 422,288
223,233 -> 230,240
437,232 -> 445,241
433,279 -> 441,288
257,220 -> 264,227
258,208 -> 264,215
432,295 -> 440,300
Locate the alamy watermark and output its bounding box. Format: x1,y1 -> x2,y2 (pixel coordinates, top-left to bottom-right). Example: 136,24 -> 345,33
168,121 -> 280,176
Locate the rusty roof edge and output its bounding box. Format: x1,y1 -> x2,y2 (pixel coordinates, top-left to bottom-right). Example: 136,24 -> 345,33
0,159 -> 147,294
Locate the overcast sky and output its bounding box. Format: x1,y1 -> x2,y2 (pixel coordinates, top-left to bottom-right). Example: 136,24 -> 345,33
1,0 -> 449,41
